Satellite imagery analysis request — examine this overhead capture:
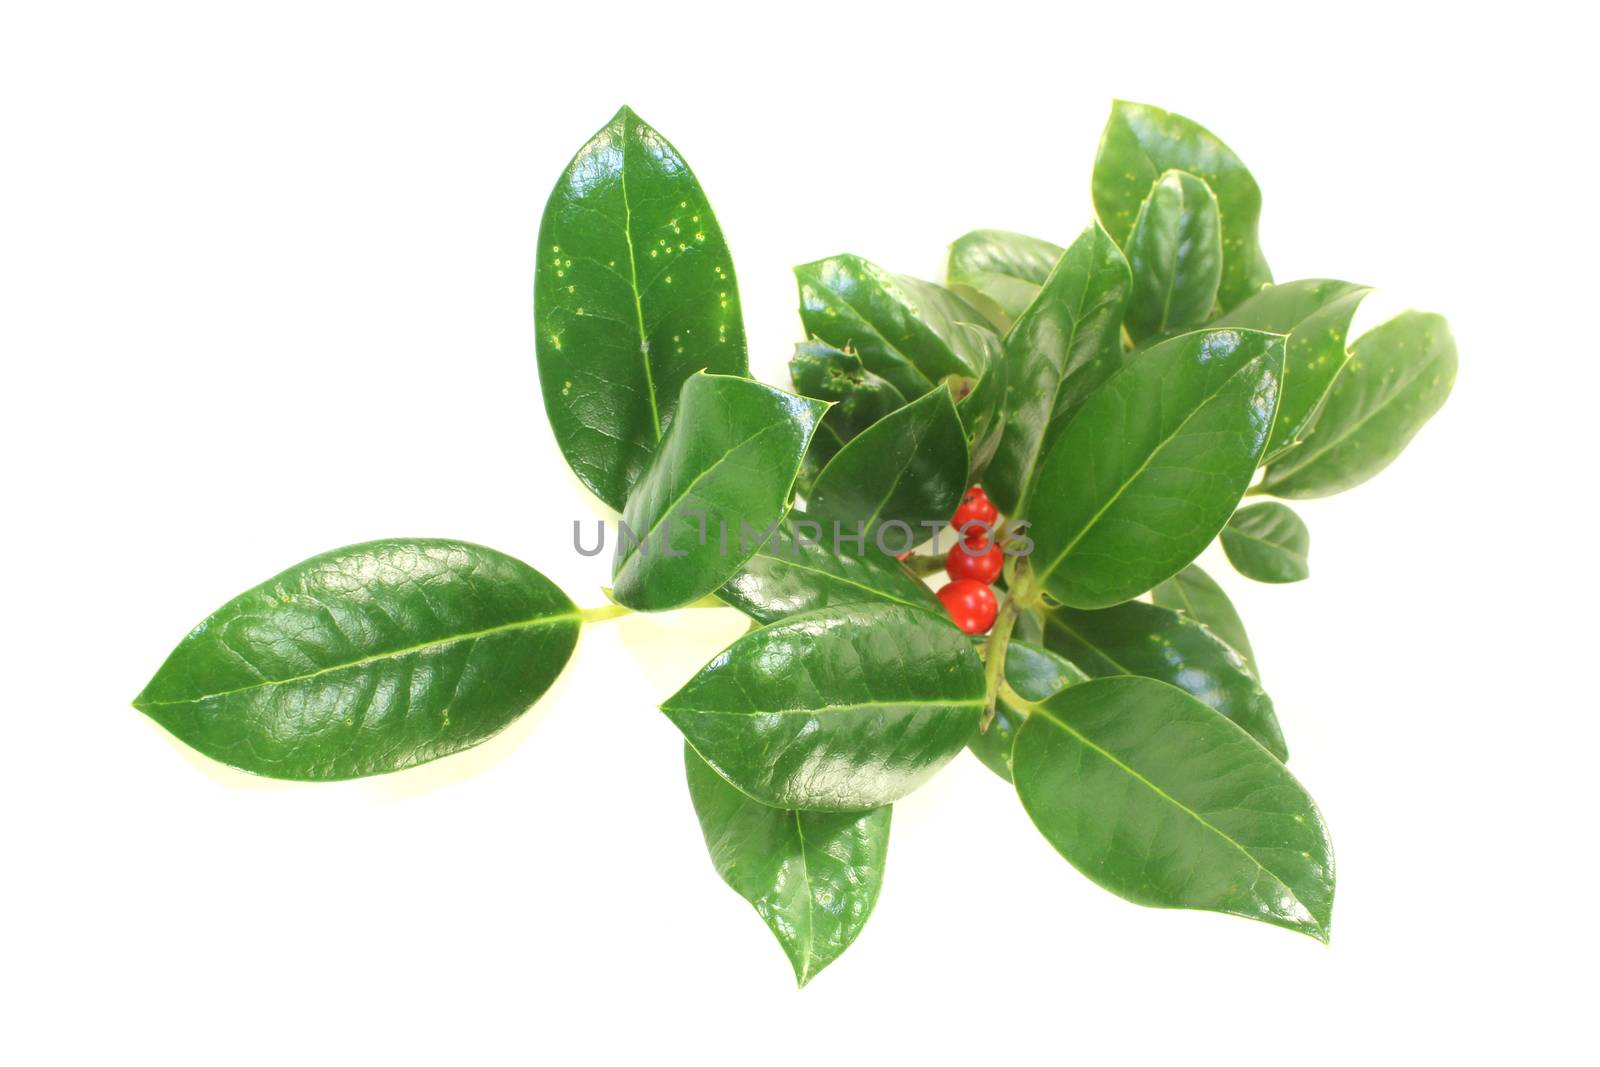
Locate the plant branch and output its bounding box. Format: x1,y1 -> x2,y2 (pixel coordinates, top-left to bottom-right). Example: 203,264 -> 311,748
579,603 -> 632,624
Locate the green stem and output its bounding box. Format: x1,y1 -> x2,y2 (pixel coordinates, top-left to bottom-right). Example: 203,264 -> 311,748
998,680 -> 1038,712
579,603 -> 632,624
901,554 -> 947,577
980,558 -> 1039,732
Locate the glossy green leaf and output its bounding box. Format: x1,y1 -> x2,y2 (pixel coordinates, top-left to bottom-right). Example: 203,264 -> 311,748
946,229 -> 1065,331
1027,329 -> 1284,608
1093,100 -> 1271,309
983,223 -> 1131,515
662,603 -> 985,810
969,641 -> 1088,783
956,350 -> 1008,479
718,520 -> 942,624
535,107 -> 747,511
794,255 -> 1005,477
612,373 -> 825,611
806,388 -> 968,547
684,745 -> 889,987
789,341 -> 907,478
1041,601 -> 1287,760
1013,677 -> 1333,940
1258,311 -> 1457,498
134,540 -> 580,780
1215,279 -> 1371,461
1124,170 -> 1222,341
1151,564 -> 1259,679
795,254 -> 1001,400
1223,502 -> 1310,583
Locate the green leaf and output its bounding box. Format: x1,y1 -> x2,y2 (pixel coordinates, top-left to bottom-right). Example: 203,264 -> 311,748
946,229 -> 1065,331
612,373 -> 825,611
662,603 -> 985,810
969,641 -> 1088,783
1092,100 -> 1271,309
1214,279 -> 1371,461
795,254 -> 1001,400
684,745 -> 889,987
535,107 -> 747,511
806,387 -> 969,547
134,540 -> 580,780
1013,677 -> 1333,940
1041,601 -> 1287,760
1124,170 -> 1222,341
1151,564 -> 1259,679
719,520 -> 942,624
1258,311 -> 1457,498
1222,502 -> 1310,583
794,256 -> 1005,478
983,223 -> 1131,515
789,341 -> 908,477
956,351 -> 1009,480
1026,329 -> 1284,608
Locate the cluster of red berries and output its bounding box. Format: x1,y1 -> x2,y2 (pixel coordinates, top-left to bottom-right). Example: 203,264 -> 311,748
937,486 -> 1001,635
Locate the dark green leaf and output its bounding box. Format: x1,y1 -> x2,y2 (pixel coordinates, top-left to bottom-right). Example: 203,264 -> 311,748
684,745 -> 889,987
806,388 -> 969,547
956,351 -> 1008,480
790,341 -> 907,470
612,373 -> 825,611
1258,311 -> 1457,498
1151,564 -> 1259,679
1124,170 -> 1222,341
718,520 -> 942,624
1041,601 -> 1287,760
946,229 -> 1065,331
134,540 -> 580,780
1215,279 -> 1371,461
795,254 -> 1000,400
662,603 -> 985,810
794,256 -> 1005,478
1013,677 -> 1333,940
1026,329 -> 1284,608
983,223 -> 1130,515
1092,100 -> 1271,309
535,107 -> 747,511
969,641 -> 1088,782
1223,502 -> 1310,583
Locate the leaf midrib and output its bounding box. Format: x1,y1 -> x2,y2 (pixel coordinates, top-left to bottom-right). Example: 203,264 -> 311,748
1266,336 -> 1444,484
1224,524 -> 1307,564
1026,703 -> 1319,931
1007,258 -> 1096,516
617,119 -> 661,443
135,611 -> 580,708
1042,614 -> 1134,676
791,812 -> 816,984
614,417 -> 801,577
666,698 -> 984,716
1033,346 -> 1274,587
745,550 -> 930,612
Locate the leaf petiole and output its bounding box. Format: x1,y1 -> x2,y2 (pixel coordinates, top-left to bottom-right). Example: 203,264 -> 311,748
579,603 -> 633,624
979,559 -> 1041,731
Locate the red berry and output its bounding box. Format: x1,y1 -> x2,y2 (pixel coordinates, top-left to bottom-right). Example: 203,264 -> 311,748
951,486 -> 998,532
937,579 -> 998,634
945,537 -> 1002,584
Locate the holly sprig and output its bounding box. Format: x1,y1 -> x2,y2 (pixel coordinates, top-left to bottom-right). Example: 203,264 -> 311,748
135,101 -> 1456,985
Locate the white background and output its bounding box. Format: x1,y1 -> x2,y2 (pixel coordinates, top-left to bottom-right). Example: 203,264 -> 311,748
3,1 -> 1595,1062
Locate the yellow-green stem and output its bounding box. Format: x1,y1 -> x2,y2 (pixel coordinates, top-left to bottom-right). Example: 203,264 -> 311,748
980,559 -> 1038,731
579,603 -> 632,624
